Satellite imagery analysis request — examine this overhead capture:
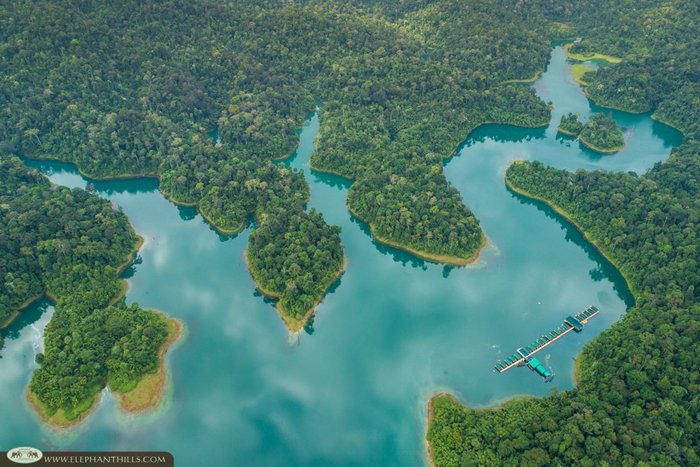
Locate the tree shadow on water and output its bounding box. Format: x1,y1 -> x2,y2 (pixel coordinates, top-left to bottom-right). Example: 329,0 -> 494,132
460,124 -> 547,150
507,186 -> 635,309
0,299 -> 52,346
310,169 -> 352,191
304,314 -> 315,335
349,215 -> 429,271
120,254 -> 143,279
177,205 -> 197,222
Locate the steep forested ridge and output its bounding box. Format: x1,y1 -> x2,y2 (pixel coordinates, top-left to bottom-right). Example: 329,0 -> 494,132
0,156 -> 170,423
428,0 -> 700,465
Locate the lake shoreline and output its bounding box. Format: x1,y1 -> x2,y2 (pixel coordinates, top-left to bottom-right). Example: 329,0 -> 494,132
571,63 -> 594,85
651,113 -> 685,135
445,119 -> 551,161
26,386 -> 101,430
501,69 -> 544,84
113,313 -> 184,413
1,232 -> 143,331
578,135 -> 624,154
0,293 -> 44,330
425,393 -> 440,467
581,88 -> 650,114
556,126 -> 580,137
563,43 -> 621,64
159,189 -> 246,236
108,234 -> 145,308
19,152 -> 159,181
504,168 -> 637,299
26,312 -> 183,429
307,161 -> 354,181
425,391 -> 537,465
348,206 -> 488,267
21,153 -> 246,237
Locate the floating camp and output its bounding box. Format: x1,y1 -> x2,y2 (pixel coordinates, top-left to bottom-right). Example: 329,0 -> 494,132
494,305 -> 600,382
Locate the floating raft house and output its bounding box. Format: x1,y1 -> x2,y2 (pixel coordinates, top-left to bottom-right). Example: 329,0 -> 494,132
494,305 -> 599,381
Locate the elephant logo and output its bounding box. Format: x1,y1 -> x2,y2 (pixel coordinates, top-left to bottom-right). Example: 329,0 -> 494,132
6,447 -> 43,464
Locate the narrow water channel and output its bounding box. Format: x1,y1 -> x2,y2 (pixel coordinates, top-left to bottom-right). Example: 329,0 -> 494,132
0,46 -> 681,465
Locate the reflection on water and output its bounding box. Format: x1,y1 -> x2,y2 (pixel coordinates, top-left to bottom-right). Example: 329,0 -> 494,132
176,205 -> 197,222
461,125 -> 548,148
1,299 -> 51,343
0,46 -> 680,466
507,189 -> 634,309
348,215 -> 430,271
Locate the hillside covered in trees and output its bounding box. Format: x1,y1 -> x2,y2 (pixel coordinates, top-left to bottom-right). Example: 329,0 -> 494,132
0,156 -> 173,424
428,0 -> 700,465
0,157 -> 137,327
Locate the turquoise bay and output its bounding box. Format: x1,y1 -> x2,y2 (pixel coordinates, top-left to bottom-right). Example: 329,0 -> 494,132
1,46 -> 681,465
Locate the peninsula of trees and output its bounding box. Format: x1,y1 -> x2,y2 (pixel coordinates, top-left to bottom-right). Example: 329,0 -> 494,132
0,0 -> 553,328
428,0 -> 700,465
2,0 -> 699,461
246,208 -> 344,331
0,156 -> 179,426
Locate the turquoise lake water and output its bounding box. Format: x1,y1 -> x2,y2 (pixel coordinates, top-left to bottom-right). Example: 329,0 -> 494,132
1,46 -> 681,465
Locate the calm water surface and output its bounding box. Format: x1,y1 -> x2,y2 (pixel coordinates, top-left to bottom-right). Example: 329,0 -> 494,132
1,46 -> 681,465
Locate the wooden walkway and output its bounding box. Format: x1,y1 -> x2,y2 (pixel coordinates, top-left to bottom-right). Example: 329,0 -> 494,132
494,306 -> 599,373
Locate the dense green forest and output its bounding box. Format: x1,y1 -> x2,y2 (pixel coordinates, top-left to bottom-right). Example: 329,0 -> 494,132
0,0 -> 552,287
0,156 -> 170,421
428,0 -> 700,465
2,0 -> 699,461
558,113 -> 584,136
428,146 -> 700,466
247,208 -> 344,328
571,3 -> 700,136
578,114 -> 625,154
0,157 -> 135,325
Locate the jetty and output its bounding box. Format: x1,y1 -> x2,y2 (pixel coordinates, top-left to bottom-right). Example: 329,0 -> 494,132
494,305 -> 599,381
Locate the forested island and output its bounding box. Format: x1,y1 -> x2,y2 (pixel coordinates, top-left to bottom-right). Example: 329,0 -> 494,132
0,157 -> 180,426
578,114 -> 625,154
428,0 -> 700,465
558,113 -> 625,154
1,0 -> 699,462
557,113 -> 585,136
